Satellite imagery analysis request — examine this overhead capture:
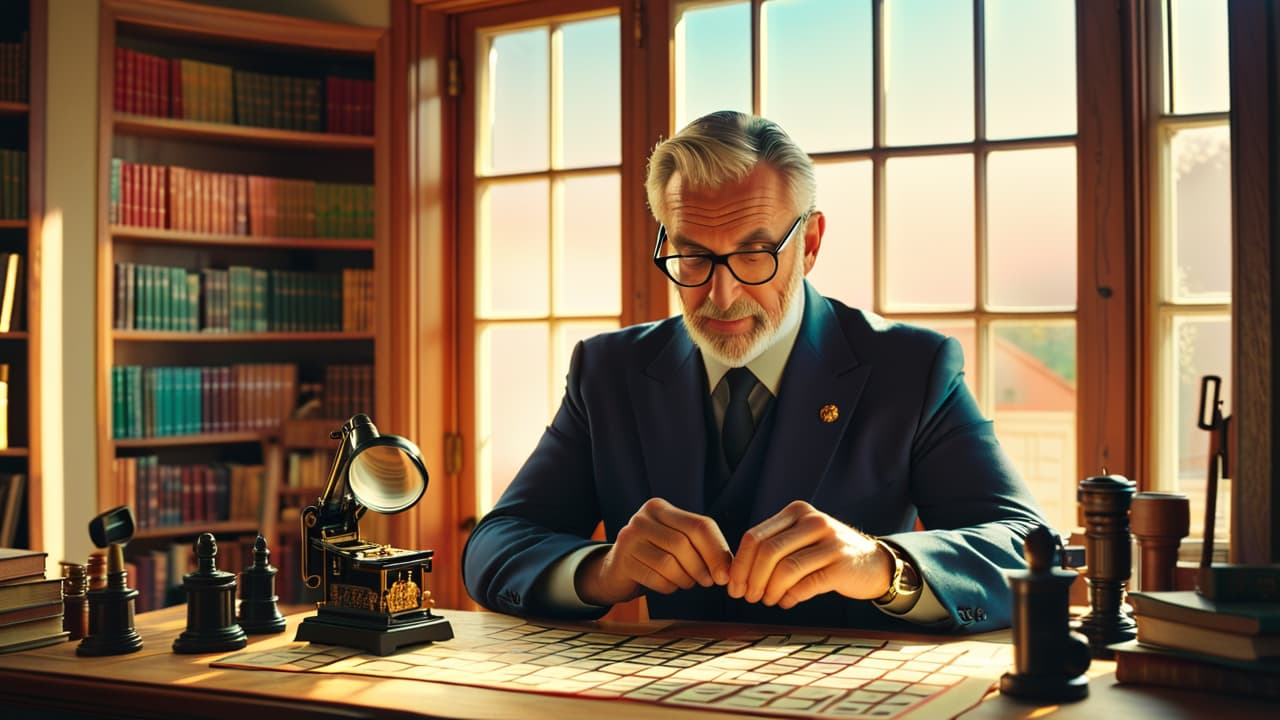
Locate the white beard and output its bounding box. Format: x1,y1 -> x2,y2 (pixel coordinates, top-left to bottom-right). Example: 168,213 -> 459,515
681,249 -> 806,367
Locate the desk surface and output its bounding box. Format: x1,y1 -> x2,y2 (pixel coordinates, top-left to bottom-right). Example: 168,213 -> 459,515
0,606 -> 1272,720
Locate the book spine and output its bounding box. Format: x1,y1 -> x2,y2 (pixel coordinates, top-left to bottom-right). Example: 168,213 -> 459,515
1116,651 -> 1280,700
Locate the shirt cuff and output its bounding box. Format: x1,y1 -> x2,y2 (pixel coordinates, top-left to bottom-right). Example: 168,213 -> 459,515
540,543 -> 611,612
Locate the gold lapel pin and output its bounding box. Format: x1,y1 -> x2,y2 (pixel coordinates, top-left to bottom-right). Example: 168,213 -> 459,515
819,404 -> 839,423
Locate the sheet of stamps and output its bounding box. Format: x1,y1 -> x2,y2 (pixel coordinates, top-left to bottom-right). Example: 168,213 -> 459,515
215,614 -> 1008,719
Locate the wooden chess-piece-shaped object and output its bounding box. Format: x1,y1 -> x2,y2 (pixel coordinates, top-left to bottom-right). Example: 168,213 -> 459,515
86,550 -> 107,591
1000,525 -> 1091,702
173,533 -> 248,654
60,561 -> 89,641
1130,491 -> 1190,592
237,535 -> 286,634
1076,472 -> 1137,658
77,544 -> 144,656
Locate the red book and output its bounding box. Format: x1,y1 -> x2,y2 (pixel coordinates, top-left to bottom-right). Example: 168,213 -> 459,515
114,47 -> 126,112
170,57 -> 183,118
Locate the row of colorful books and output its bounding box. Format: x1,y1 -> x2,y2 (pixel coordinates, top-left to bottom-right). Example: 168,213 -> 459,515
112,47 -> 373,135
124,535 -> 255,614
0,32 -> 28,103
1113,589 -> 1280,699
0,149 -> 27,220
110,456 -> 264,532
109,159 -> 375,238
0,548 -> 67,654
112,263 -> 373,333
110,363 -> 299,439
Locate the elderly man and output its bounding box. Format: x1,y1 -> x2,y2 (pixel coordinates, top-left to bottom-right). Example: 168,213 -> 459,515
462,110 -> 1048,633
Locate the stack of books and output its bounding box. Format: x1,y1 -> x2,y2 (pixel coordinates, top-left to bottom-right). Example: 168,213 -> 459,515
1113,590 -> 1280,699
0,547 -> 67,653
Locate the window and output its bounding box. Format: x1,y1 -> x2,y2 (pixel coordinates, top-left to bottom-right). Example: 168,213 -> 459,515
461,10 -> 623,513
1150,0 -> 1231,554
672,0 -> 1081,530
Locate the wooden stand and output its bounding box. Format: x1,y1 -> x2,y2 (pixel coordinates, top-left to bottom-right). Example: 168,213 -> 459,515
1129,491 -> 1190,592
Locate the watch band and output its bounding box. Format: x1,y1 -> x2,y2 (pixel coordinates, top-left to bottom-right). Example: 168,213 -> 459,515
873,539 -> 921,604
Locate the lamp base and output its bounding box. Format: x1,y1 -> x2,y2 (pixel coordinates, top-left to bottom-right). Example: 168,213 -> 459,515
295,610 -> 453,656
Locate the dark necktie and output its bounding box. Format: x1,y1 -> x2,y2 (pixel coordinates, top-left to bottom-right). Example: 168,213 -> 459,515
721,367 -> 758,471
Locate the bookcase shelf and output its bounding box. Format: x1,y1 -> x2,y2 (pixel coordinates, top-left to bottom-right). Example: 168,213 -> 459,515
111,226 -> 376,251
0,0 -> 43,550
114,330 -> 374,342
115,113 -> 375,150
96,0 -> 387,606
133,520 -> 258,541
114,431 -> 265,449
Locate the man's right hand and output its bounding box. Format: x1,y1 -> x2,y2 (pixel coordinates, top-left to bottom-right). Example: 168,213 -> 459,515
574,498 -> 733,606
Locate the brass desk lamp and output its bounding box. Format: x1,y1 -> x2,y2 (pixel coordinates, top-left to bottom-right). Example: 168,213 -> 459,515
295,414 -> 453,655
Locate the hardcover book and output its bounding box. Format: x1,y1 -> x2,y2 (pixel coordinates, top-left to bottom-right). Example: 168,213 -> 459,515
1113,639 -> 1280,700
1129,590 -> 1280,635
0,548 -> 45,583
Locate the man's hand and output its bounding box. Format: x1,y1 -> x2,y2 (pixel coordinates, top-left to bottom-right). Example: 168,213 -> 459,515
575,498 -> 734,607
727,500 -> 893,609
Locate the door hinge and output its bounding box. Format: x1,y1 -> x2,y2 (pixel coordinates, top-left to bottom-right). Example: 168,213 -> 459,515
445,431 -> 463,474
632,0 -> 645,48
447,56 -> 461,97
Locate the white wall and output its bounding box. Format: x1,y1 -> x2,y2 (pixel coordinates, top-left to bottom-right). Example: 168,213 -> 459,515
42,0 -> 390,567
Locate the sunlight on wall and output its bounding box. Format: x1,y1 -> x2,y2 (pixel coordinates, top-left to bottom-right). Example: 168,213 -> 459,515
38,209 -> 62,565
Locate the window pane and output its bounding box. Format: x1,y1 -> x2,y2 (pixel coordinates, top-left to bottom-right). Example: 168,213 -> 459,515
1170,315 -> 1231,546
992,320 -> 1078,533
884,154 -> 974,311
1169,0 -> 1230,115
808,160 -> 872,309
556,16 -> 620,169
908,318 -> 977,402
554,320 -> 619,409
555,173 -> 621,316
983,0 -> 1076,140
477,323 -> 551,510
484,29 -> 549,175
761,0 -> 871,152
675,1 -> 752,129
1169,125 -> 1231,301
478,180 -> 549,318
884,0 -> 973,145
987,147 -> 1077,310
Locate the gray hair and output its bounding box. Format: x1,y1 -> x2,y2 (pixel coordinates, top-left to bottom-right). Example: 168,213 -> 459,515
645,111 -> 817,225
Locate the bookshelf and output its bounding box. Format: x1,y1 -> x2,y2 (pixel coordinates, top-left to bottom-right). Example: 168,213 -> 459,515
0,0 -> 44,550
95,0 -> 388,604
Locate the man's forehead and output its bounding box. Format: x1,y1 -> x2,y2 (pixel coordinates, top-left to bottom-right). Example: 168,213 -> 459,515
664,168 -> 789,231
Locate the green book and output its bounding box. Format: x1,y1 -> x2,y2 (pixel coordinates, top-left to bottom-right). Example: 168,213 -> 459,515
1129,590 -> 1280,635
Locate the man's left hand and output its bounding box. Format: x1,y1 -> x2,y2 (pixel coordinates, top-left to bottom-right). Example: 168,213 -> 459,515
727,500 -> 893,608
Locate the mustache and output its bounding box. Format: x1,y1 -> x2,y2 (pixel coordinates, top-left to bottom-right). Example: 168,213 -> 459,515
695,298 -> 764,322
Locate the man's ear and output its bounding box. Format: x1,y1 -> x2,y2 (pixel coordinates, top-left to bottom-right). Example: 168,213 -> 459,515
802,211 -> 825,274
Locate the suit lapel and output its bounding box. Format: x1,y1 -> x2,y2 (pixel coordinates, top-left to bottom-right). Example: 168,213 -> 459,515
634,323 -> 710,513
751,283 -> 870,520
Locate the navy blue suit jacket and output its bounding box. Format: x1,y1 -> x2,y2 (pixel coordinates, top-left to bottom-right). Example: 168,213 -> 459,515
462,282 -> 1049,632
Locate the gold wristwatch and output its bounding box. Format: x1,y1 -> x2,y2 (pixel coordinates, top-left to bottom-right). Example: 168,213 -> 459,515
874,540 -> 921,604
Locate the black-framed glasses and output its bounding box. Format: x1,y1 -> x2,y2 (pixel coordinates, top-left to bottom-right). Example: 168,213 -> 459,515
652,215 -> 804,288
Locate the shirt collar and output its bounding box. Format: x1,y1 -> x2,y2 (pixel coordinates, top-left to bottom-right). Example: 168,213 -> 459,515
701,287 -> 806,396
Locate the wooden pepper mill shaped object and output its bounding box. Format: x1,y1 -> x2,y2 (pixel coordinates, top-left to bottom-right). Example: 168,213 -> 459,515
173,533 -> 248,654
1129,491 -> 1190,592
77,544 -> 144,656
1076,472 -> 1137,658
1000,525 -> 1091,702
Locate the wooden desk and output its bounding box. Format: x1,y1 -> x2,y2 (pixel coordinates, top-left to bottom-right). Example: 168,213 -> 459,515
0,606 -> 1271,719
